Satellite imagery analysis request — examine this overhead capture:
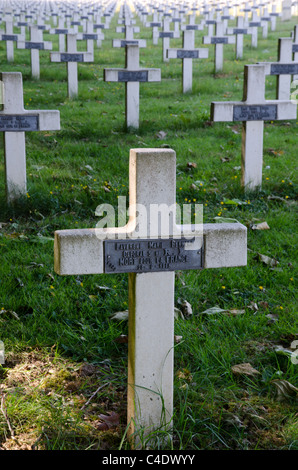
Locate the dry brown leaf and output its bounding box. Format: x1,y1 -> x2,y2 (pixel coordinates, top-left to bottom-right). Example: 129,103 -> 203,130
231,363 -> 261,377
96,411 -> 120,430
254,253 -> 279,267
251,221 -> 270,230
271,380 -> 298,401
187,162 -> 197,169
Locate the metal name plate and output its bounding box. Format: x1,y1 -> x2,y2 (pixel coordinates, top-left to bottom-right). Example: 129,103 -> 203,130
206,20 -> 216,24
120,40 -> 138,47
249,22 -> 261,27
270,64 -> 298,75
60,53 -> 84,62
17,22 -> 28,26
118,70 -> 149,82
82,34 -> 98,40
2,34 -> 18,41
177,50 -> 199,59
0,114 -> 39,131
55,28 -> 68,34
94,24 -> 104,29
186,25 -> 199,30
25,42 -> 44,49
150,22 -> 161,27
233,28 -> 248,34
159,32 -> 174,38
211,37 -> 228,44
292,45 -> 298,53
104,237 -> 204,273
233,105 -> 277,121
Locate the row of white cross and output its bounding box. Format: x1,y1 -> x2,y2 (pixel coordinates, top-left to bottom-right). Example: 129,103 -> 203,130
0,1 -> 297,448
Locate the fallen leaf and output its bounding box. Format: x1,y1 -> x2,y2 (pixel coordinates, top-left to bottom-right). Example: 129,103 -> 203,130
200,306 -> 228,315
267,148 -> 284,157
231,363 -> 261,376
155,130 -> 167,140
110,310 -> 129,321
96,411 -> 120,430
254,253 -> 279,267
271,379 -> 298,401
187,162 -> 197,169
251,221 -> 270,230
220,156 -> 231,163
177,298 -> 192,317
224,309 -> 245,316
174,335 -> 183,343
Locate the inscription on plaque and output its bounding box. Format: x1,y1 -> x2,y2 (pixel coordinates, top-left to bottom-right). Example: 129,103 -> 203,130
55,28 -> 68,34
104,237 -> 204,273
159,32 -> 174,38
82,34 -> 97,40
233,28 -> 248,34
120,40 -> 138,47
292,45 -> 298,53
2,34 -> 18,41
206,20 -> 216,24
211,37 -> 228,44
118,70 -> 148,82
270,64 -> 298,75
0,115 -> 39,131
60,53 -> 84,62
249,22 -> 261,27
177,50 -> 199,59
25,42 -> 44,49
233,105 -> 277,121
149,22 -> 161,27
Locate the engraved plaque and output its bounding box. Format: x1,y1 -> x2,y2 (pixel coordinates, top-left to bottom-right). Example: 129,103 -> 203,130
186,25 -> 199,30
60,53 -> 84,62
221,15 -> 231,19
55,28 -> 68,34
25,42 -> 44,49
150,22 -> 161,27
177,50 -> 199,59
71,21 -> 81,25
17,22 -> 28,26
94,24 -> 104,29
82,34 -> 97,40
120,40 -> 138,47
292,45 -> 298,53
249,22 -> 261,27
211,37 -> 228,44
0,115 -> 39,131
2,34 -> 18,41
118,70 -> 148,82
104,237 -> 204,273
206,20 -> 216,24
270,64 -> 298,75
233,28 -> 248,34
233,105 -> 277,121
159,32 -> 174,38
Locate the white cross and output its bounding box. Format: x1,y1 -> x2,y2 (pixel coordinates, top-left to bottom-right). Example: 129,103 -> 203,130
227,16 -> 252,59
259,37 -> 298,100
17,25 -> 52,79
54,148 -> 247,447
50,34 -> 93,98
0,72 -> 60,203
0,19 -> 21,62
211,64 -> 297,190
104,44 -> 161,129
113,25 -> 146,48
203,21 -> 235,73
167,30 -> 208,93
293,25 -> 298,80
159,18 -> 180,62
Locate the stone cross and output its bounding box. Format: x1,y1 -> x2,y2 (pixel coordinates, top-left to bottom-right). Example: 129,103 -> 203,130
259,37 -> 298,100
211,64 -> 297,190
146,12 -> 162,45
227,16 -> 252,59
0,72 -> 60,203
203,21 -> 235,73
159,18 -> 180,62
248,11 -> 262,48
113,25 -> 146,48
0,18 -> 20,62
54,148 -> 247,447
50,33 -> 93,98
104,44 -> 161,129
269,7 -> 280,31
167,30 -> 208,93
49,18 -> 69,52
281,0 -> 292,21
17,25 -> 52,79
293,25 -> 298,80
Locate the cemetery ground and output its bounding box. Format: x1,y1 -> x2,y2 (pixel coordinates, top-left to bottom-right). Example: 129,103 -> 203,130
0,17 -> 297,451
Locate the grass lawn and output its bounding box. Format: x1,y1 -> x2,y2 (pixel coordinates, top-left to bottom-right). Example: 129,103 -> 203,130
0,11 -> 297,450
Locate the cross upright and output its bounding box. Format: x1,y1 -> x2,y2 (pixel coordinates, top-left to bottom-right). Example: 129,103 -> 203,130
0,72 -> 60,203
17,25 -> 52,79
0,18 -> 21,62
104,44 -> 161,129
259,37 -> 298,100
49,18 -> 69,52
211,64 -> 297,190
54,147 -> 247,447
167,29 -> 208,93
159,18 -> 180,62
203,21 -> 235,73
227,16 -> 252,59
113,24 -> 146,48
248,11 -> 262,48
50,33 -> 93,98
293,25 -> 298,80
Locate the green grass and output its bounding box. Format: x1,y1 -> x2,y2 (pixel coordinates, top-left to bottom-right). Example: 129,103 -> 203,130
0,13 -> 297,450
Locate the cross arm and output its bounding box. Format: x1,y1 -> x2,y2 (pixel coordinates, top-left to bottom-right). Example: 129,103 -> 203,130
104,68 -> 161,82
211,100 -> 297,122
